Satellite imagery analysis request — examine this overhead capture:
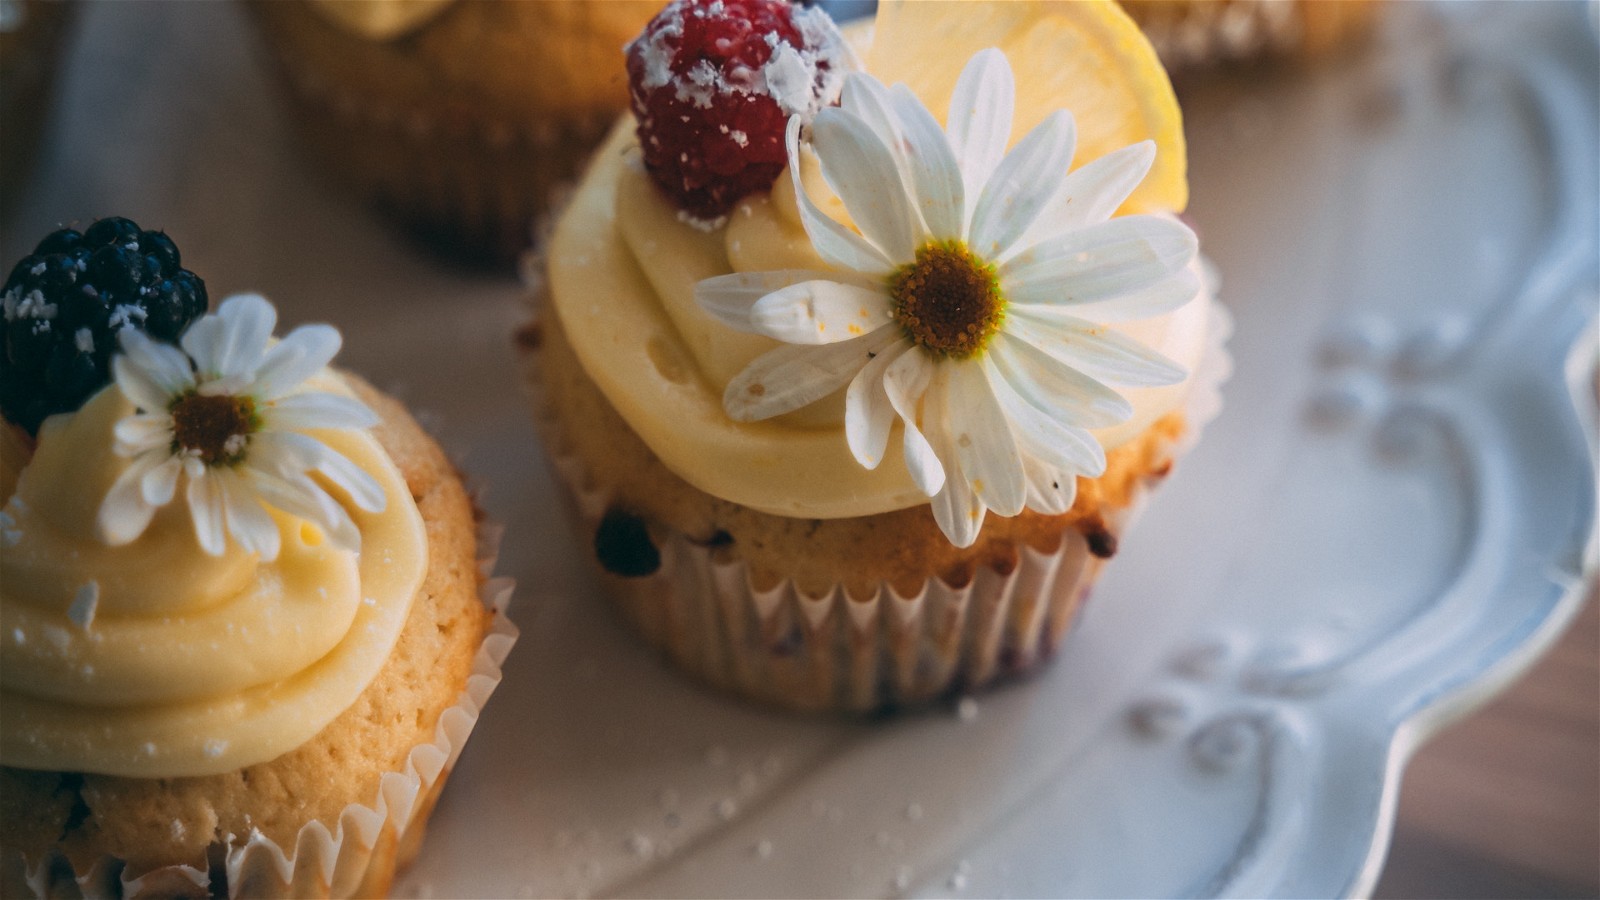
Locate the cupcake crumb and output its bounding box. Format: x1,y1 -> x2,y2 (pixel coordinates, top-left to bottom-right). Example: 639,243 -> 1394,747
957,696 -> 979,722
626,833 -> 654,857
753,838 -> 774,860
893,866 -> 913,892
905,802 -> 924,822
715,797 -> 738,820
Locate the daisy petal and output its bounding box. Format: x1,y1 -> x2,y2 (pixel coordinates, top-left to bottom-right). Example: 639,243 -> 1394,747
1008,312 -> 1187,387
723,326 -> 898,422
115,330 -> 194,405
97,451 -> 165,546
991,335 -> 1132,429
313,447 -> 387,514
112,413 -> 172,457
1021,140 -> 1157,242
987,352 -> 1108,476
250,430 -> 386,512
946,48 -> 1015,208
787,118 -> 894,275
254,324 -> 342,400
251,470 -> 361,552
970,110 -> 1076,260
185,469 -> 227,556
696,270 -> 843,332
924,371 -> 984,547
1013,266 -> 1200,323
840,73 -> 905,176
844,338 -> 913,469
748,280 -> 892,345
812,107 -> 920,261
1020,454 -> 1078,516
945,362 -> 1024,517
881,349 -> 945,496
264,392 -> 379,431
217,469 -> 281,561
1003,215 -> 1198,306
889,84 -> 965,242
140,455 -> 182,507
192,294 -> 275,381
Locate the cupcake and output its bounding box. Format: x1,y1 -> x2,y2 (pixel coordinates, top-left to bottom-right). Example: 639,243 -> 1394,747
0,219 -> 515,896
245,0 -> 660,266
522,0 -> 1229,712
0,0 -> 79,209
1120,0 -> 1383,73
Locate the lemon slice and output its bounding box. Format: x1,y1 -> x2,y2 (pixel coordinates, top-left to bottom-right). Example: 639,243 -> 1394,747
867,0 -> 1187,214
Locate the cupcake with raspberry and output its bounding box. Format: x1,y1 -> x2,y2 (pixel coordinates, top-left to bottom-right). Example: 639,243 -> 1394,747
522,0 -> 1228,712
244,0 -> 659,266
0,219 -> 515,895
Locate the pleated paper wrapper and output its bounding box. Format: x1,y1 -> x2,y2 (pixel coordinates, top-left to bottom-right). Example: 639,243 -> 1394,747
2,518 -> 518,899
530,292 -> 1232,713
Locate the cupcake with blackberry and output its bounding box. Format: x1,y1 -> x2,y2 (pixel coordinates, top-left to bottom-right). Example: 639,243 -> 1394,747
523,0 -> 1229,712
245,0 -> 659,266
0,219 -> 514,896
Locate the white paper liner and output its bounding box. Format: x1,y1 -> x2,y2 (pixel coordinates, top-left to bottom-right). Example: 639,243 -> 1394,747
528,287 -> 1232,712
2,516 -> 519,899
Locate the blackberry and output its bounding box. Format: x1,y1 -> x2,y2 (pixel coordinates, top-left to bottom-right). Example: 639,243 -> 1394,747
0,217 -> 208,434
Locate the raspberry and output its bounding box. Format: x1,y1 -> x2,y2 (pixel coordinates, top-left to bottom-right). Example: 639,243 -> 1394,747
0,217 -> 208,434
626,0 -> 849,223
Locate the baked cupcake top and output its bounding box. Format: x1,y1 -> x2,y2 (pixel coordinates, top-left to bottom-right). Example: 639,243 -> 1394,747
0,221 -> 426,778
545,0 -> 1217,546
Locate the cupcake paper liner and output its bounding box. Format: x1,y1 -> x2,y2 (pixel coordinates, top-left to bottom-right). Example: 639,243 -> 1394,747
529,293 -> 1232,712
1,515 -> 518,899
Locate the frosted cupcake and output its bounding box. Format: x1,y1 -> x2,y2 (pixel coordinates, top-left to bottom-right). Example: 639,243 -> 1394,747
523,0 -> 1228,712
245,0 -> 659,266
0,219 -> 514,896
1120,0 -> 1383,73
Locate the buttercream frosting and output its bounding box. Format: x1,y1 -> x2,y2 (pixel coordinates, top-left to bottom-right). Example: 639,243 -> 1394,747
545,119 -> 1213,519
0,370 -> 426,778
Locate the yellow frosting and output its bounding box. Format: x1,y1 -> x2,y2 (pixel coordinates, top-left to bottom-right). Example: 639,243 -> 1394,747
306,0 -> 458,41
545,119 -> 1213,519
0,373 -> 427,778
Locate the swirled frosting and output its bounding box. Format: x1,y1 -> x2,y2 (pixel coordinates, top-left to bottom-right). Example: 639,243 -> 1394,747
544,120 -> 1213,519
0,372 -> 426,778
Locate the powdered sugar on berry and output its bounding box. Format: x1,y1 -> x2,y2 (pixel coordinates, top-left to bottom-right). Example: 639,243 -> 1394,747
626,0 -> 855,221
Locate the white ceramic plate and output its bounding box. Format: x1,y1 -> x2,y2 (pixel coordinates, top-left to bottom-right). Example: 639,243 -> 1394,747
1,1 -> 1593,898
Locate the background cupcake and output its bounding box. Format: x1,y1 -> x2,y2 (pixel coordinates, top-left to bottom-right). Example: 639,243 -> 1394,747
1120,0 -> 1383,74
0,220 -> 515,896
245,0 -> 658,267
523,0 -> 1228,712
0,0 -> 79,212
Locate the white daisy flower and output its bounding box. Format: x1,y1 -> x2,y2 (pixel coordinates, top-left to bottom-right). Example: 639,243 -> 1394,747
696,49 -> 1200,547
97,293 -> 386,561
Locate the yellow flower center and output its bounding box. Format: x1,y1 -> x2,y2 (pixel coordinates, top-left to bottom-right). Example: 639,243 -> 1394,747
170,392 -> 258,466
888,240 -> 1005,359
